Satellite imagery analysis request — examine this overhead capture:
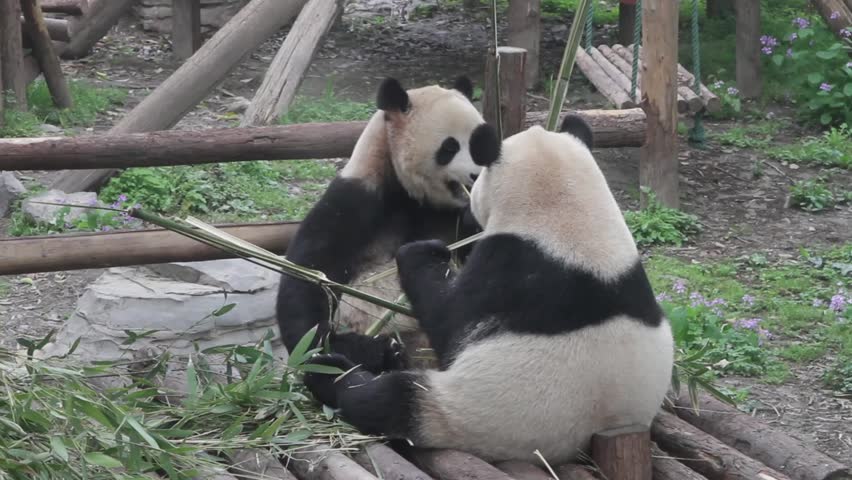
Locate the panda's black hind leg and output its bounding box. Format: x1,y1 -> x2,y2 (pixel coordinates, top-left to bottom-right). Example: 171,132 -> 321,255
328,332 -> 408,374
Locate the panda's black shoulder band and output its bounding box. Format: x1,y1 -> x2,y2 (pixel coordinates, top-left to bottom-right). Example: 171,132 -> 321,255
377,78 -> 410,113
559,114 -> 594,150
470,123 -> 501,167
452,76 -> 474,101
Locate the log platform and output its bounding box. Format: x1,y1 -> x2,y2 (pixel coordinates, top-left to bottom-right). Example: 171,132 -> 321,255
575,44 -> 720,115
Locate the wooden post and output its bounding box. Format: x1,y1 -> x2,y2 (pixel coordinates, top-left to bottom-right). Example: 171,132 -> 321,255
1,0 -> 28,110
591,425 -> 652,480
20,0 -> 73,109
483,46 -> 527,138
0,44 -> 4,129
60,0 -> 135,60
639,0 -> 679,209
706,0 -> 734,18
735,0 -> 762,99
49,0 -> 308,194
507,0 -> 540,89
171,0 -> 201,60
618,1 -> 636,46
812,0 -> 852,40
241,0 -> 342,126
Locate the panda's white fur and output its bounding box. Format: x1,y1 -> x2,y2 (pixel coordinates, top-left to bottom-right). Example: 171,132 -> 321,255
303,115 -> 674,464
276,77 -> 487,373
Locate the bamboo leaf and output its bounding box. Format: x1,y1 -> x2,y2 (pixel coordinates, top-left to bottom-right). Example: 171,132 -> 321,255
287,325 -> 319,368
83,452 -> 123,468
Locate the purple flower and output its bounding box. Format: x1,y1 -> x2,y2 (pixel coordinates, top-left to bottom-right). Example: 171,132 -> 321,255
133,203 -> 142,210
792,17 -> 810,29
761,46 -> 773,55
830,11 -> 841,20
820,83 -> 833,92
656,292 -> 671,302
841,28 -> 851,38
101,225 -> 112,232
689,291 -> 706,307
110,201 -> 121,209
760,35 -> 778,47
830,295 -> 847,312
673,279 -> 687,295
727,87 -> 739,96
789,32 -> 798,42
813,298 -> 824,307
742,294 -> 755,306
786,48 -> 793,58
735,318 -> 762,330
88,198 -> 98,206
712,80 -> 724,89
118,194 -> 128,202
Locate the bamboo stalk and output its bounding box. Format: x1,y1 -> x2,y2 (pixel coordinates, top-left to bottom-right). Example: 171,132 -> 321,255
546,0 -> 591,130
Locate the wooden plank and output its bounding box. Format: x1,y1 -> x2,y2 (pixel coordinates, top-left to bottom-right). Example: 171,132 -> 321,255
171,0 -> 201,60
20,0 -> 72,108
575,47 -> 635,109
241,0 -> 342,126
507,0 -> 541,88
0,222 -> 299,275
493,460 -> 553,480
40,0 -> 85,15
638,0 -> 679,209
2,0 -> 28,110
483,46 -> 528,138
353,443 -> 434,480
591,424 -> 652,480
288,449 -> 378,480
735,0 -> 762,99
50,0 -> 308,193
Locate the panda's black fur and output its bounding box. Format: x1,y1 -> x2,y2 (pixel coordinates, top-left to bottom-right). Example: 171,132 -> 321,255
276,76 -> 486,374
301,115 -> 674,464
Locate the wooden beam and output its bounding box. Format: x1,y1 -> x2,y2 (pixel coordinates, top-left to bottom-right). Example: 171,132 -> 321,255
40,0 -> 85,15
171,0 -> 201,60
241,0 -> 342,126
483,46 -> 528,138
735,0 -> 762,99
2,0 -> 28,110
22,16 -> 71,42
50,0 -> 308,194
0,222 -> 299,276
592,424 -> 652,480
575,47 -> 636,109
60,0 -> 134,59
287,448 -> 378,480
507,0 -> 541,88
406,449 -> 515,480
639,0 -> 679,209
651,443 -> 708,480
0,109 -> 648,172
812,0 -> 852,40
20,0 -> 73,109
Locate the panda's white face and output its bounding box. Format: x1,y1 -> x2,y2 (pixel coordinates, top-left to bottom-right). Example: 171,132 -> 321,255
385,86 -> 484,209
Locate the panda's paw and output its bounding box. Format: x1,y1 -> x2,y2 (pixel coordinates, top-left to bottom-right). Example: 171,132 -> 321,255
381,335 -> 410,372
302,353 -> 367,408
330,332 -> 408,374
396,239 -> 452,271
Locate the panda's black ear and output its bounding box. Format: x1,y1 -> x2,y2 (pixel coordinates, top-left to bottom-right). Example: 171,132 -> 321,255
377,78 -> 409,113
452,76 -> 475,101
559,114 -> 594,150
470,123 -> 501,167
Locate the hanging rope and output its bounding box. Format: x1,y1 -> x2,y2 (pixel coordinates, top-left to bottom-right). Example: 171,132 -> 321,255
688,0 -> 706,147
630,0 -> 642,102
584,2 -> 595,51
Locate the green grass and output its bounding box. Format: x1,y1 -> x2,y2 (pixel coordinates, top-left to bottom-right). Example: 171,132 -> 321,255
279,83 -> 374,125
712,120 -> 784,149
767,124 -> 852,170
0,79 -> 126,137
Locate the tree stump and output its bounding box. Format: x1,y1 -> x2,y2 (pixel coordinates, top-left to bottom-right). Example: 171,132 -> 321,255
484,46 -> 528,138
591,424 -> 652,480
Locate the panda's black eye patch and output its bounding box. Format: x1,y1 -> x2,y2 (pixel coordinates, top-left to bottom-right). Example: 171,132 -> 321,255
435,137 -> 461,166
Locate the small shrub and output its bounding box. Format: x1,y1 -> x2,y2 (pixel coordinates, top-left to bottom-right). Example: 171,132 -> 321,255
767,123 -> 852,169
789,177 -> 840,212
823,357 -> 852,393
706,79 -> 743,119
624,189 -> 701,247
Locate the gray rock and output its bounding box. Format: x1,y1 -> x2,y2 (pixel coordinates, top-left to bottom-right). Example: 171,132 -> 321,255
39,124 -> 63,134
0,171 -> 27,217
22,190 -> 103,224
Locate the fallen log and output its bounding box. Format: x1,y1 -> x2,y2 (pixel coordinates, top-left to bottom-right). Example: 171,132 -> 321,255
19,16 -> 70,42
241,0 -> 343,126
493,460 -> 553,480
60,0 -> 135,59
20,0 -> 73,109
0,222 -> 298,276
651,443 -> 708,480
575,47 -> 636,109
670,393 -> 852,480
40,0 -> 86,15
230,449 -> 298,479
51,0 -> 308,193
287,448 -> 377,480
812,0 -> 852,40
651,411 -> 792,480
0,108 -> 647,172
406,449 -> 515,480
353,443 -> 434,480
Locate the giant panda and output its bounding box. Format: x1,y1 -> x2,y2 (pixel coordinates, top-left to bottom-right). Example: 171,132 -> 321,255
301,115 -> 675,464
276,76 -> 486,374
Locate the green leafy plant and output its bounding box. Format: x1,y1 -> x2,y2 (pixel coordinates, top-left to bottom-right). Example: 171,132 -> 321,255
706,78 -> 743,119
788,177 -> 843,212
624,189 -> 701,247
279,81 -> 374,125
823,356 -> 852,393
767,123 -> 852,169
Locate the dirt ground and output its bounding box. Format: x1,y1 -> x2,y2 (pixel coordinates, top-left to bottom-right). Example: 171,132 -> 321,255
1,4 -> 850,465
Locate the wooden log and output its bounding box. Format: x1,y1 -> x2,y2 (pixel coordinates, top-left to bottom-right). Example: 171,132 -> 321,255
735,0 -> 762,99
2,0 -> 28,110
20,0 -> 73,109
40,0 -> 85,15
60,0 -> 134,59
483,46 -> 528,138
50,0 -> 308,193
0,108 -> 647,172
812,0 -> 852,40
670,394 -> 852,480
0,41 -> 4,129
288,449 -> 377,480
591,424 -> 652,480
618,1 -> 636,46
406,449 -> 515,480
575,47 -> 636,109
553,464 -> 598,480
706,0 -> 733,18
0,221 -> 298,275
23,54 -> 41,84
605,44 -> 691,113
241,0 -> 342,126
638,0 -> 679,209
353,443 -> 434,480
651,443 -> 708,480
507,0 -> 541,88
652,411 -> 793,480
598,44 -> 641,100
23,16 -> 70,42
493,460 -> 553,480
230,449 -> 298,479
171,0 -> 201,60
